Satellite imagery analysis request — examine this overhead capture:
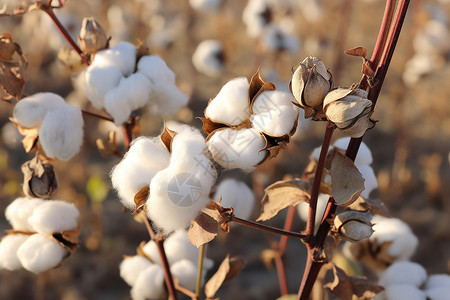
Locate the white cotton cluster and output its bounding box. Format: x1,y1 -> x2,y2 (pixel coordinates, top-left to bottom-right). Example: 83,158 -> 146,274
205,77 -> 299,172
403,11 -> 450,86
1,197 -> 80,273
311,137 -> 377,198
213,178 -> 255,220
371,215 -> 418,261
192,40 -> 224,77
189,0 -> 222,12
12,93 -> 84,160
84,41 -> 188,125
120,229 -> 214,298
111,125 -> 216,233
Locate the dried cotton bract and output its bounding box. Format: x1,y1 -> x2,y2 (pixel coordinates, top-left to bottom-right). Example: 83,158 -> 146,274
213,178 -> 255,220
12,93 -> 84,160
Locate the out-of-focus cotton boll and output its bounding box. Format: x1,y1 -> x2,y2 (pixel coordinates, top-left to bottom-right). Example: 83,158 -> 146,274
251,90 -> 299,137
298,0 -> 323,23
131,264 -> 166,300
192,40 -> 224,77
207,128 -> 267,172
413,20 -> 450,56
17,234 -> 67,274
107,5 -> 130,43
111,136 -> 170,210
119,256 -> 153,286
28,200 -> 79,235
379,261 -> 427,288
426,274 -> 450,290
402,54 -> 444,86
189,0 -> 222,11
297,193 -> 329,231
243,0 -> 272,38
5,198 -> 44,231
171,259 -> 198,290
213,178 -> 255,220
358,165 -> 377,198
384,284 -> 427,300
93,42 -> 136,76
137,55 -> 176,84
426,286 -> 450,300
205,77 -> 251,125
333,137 -> 373,166
38,107 -> 84,160
2,122 -> 22,148
260,24 -> 300,54
0,234 -> 29,270
371,215 -> 418,261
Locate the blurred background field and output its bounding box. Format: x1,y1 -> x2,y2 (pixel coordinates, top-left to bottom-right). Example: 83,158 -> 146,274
0,0 -> 450,299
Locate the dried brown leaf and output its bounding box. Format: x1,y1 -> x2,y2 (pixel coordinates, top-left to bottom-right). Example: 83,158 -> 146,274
133,184 -> 149,213
257,179 -> 311,221
188,212 -> 218,247
329,149 -> 365,207
204,255 -> 246,299
0,34 -> 27,99
325,263 -> 384,300
345,47 -> 367,58
347,197 -> 390,217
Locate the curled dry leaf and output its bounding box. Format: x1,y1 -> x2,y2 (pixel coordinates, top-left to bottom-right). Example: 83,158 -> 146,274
96,130 -> 119,157
325,263 -> 384,300
204,255 -> 246,299
345,47 -> 368,58
0,34 -> 27,99
133,184 -> 149,213
187,211 -> 219,248
257,179 -> 311,222
21,155 -> 58,199
347,197 -> 390,217
328,149 -> 365,207
160,124 -> 177,152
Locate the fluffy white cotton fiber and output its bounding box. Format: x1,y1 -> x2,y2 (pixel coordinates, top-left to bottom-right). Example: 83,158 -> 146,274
213,178 -> 255,219
5,197 -> 44,231
119,255 -> 153,286
130,264 -> 166,300
28,200 -> 79,235
0,234 -> 29,271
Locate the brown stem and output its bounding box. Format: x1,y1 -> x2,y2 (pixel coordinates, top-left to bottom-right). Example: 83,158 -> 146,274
121,123 -> 133,149
297,247 -> 326,300
41,7 -> 90,66
231,216 -> 307,241
279,205 -> 297,254
175,282 -> 198,299
274,253 -> 289,296
81,110 -> 114,122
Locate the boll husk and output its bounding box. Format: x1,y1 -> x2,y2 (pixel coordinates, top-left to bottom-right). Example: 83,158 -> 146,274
323,88 -> 375,138
78,17 -> 110,55
291,56 -> 332,118
334,210 -> 373,242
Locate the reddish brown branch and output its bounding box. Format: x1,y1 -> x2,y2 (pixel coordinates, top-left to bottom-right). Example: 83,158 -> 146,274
81,110 -> 114,122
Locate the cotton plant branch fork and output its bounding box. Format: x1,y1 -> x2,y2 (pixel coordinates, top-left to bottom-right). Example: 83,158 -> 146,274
296,1 -> 410,299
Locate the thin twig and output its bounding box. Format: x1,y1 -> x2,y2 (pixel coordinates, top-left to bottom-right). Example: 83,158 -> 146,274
81,110 -> 114,122
274,253 -> 289,295
176,282 -> 198,299
279,205 -> 297,254
195,244 -> 205,299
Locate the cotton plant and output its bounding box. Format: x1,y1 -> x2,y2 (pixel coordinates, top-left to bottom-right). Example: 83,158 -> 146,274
192,39 -> 224,78
120,229 -> 214,299
202,71 -> 299,172
0,197 -> 80,274
84,41 -> 188,125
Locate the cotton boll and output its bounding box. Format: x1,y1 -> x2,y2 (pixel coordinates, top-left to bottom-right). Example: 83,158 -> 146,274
243,0 -> 271,38
413,20 -> 450,56
164,229 -> 201,265
17,234 -> 67,273
251,90 -> 299,137
111,136 -> 170,210
358,165 -> 377,198
137,55 -> 176,84
384,284 -> 426,300
371,215 -> 418,261
333,137 -> 373,166
103,91 -> 132,126
28,200 -> 79,235
426,274 -> 450,290
379,261 -> 427,288
205,77 -> 251,125
189,0 -> 222,11
130,264 -> 166,300
92,41 -> 137,76
207,128 -> 267,172
426,286 -> 450,300
0,234 -> 29,270
192,40 -> 224,77
260,24 -> 300,53
119,256 -> 153,286
84,64 -> 123,109
213,178 -> 255,220
149,81 -> 189,116
5,197 -> 44,231
13,93 -> 66,128
297,193 -> 329,233
38,106 -> 84,160
142,240 -> 161,265
170,259 -> 197,290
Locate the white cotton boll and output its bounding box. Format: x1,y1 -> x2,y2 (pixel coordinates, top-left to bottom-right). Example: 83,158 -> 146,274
103,90 -> 132,126
426,286 -> 450,300
207,128 -> 267,172
164,229 -> 201,265
170,259 -> 197,290
28,200 -> 79,235
333,137 -> 373,166
5,197 -> 44,231
251,90 -> 299,137
119,256 -> 153,287
17,234 -> 67,274
358,165 -> 377,198
142,241 -> 161,265
379,261 -> 427,288
413,20 -> 450,56
130,264 -> 166,300
137,55 -> 176,84
426,274 -> 450,290
38,107 -> 84,160
92,41 -> 137,76
84,65 -> 123,109
149,81 -> 189,116
371,215 -> 418,261
205,77 -> 251,125
189,0 -> 222,12
384,284 -> 426,300
297,193 -> 329,233
13,93 -> 66,128
243,0 -> 271,38
260,24 -> 300,54
2,122 -> 22,149
402,54 -> 441,86
192,40 -> 224,77
111,136 -> 170,210
0,234 -> 29,270
213,179 -> 255,220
